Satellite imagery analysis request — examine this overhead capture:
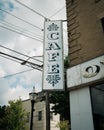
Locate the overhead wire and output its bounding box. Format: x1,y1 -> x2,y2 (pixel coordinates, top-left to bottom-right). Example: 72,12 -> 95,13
0,3 -> 67,58
0,21 -> 43,42
11,1 -> 68,39
0,52 -> 43,71
0,2 -> 67,35
13,0 -> 66,22
0,3 -> 68,56
0,1 -> 67,31
12,1 -> 68,44
0,68 -> 34,79
0,1 -> 69,81
0,25 -> 43,42
0,1 -> 68,69
0,51 -> 43,68
0,8 -> 42,31
13,0 -> 48,19
49,6 -> 65,18
0,20 -> 43,40
0,44 -> 43,63
0,54 -> 23,64
0,54 -> 37,69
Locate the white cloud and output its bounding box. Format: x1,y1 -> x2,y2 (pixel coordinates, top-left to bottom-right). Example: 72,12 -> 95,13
0,66 -> 6,77
0,80 -> 31,105
0,0 -> 67,105
19,70 -> 42,87
6,85 -> 30,101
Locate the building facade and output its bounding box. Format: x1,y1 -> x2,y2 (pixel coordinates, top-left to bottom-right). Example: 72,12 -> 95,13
22,92 -> 60,130
66,0 -> 104,130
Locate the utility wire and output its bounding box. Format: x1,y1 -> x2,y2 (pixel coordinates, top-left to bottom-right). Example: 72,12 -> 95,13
0,21 -> 43,41
0,8 -> 42,31
0,24 -> 42,42
49,6 -> 65,18
0,54 -> 23,64
0,54 -> 40,69
0,51 -> 43,68
0,44 -> 43,63
0,52 -> 42,71
0,68 -> 34,79
0,5 -> 67,33
0,20 -> 43,40
0,25 -> 43,42
0,55 -> 42,71
13,0 -> 48,19
14,0 -> 66,21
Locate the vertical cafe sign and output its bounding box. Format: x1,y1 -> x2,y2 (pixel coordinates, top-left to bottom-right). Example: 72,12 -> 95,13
43,20 -> 64,91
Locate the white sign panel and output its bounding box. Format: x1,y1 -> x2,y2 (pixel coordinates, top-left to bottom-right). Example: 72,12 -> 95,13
67,55 -> 104,89
43,20 -> 64,91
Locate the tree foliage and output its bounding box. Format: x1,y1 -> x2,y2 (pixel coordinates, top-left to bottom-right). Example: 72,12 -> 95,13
0,99 -> 27,130
0,105 -> 7,129
50,91 -> 70,121
56,120 -> 69,130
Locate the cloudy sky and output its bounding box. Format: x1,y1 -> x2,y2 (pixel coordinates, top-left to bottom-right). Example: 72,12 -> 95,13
0,0 -> 68,105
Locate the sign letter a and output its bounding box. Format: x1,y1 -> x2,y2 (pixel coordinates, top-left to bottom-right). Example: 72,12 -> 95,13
46,42 -> 61,50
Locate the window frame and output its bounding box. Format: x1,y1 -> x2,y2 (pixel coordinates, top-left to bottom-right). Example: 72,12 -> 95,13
38,111 -> 42,121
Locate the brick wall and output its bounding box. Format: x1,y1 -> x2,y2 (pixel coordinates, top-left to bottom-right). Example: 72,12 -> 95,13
66,0 -> 104,66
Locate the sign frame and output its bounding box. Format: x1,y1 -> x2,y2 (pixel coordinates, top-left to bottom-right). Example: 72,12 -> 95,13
42,20 -> 64,91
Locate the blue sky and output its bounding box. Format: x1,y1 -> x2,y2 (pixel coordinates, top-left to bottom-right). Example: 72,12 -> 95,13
0,0 -> 67,105
0,0 -> 15,19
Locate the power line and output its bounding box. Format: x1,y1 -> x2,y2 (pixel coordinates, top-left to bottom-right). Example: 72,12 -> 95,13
0,8 -> 42,31
0,68 -> 34,79
0,51 -> 43,70
0,54 -> 40,70
0,5 -> 67,34
0,51 -> 43,67
13,0 -> 48,19
0,54 -> 42,72
0,25 -> 43,42
13,0 -> 66,21
49,6 -> 65,18
0,21 -> 43,41
0,54 -> 23,64
0,44 -> 43,63
0,20 -> 43,40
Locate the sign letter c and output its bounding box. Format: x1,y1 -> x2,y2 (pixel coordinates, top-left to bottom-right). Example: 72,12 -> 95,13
47,32 -> 59,40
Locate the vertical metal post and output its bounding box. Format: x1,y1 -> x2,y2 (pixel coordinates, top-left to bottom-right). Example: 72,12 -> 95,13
46,92 -> 50,130
30,100 -> 35,130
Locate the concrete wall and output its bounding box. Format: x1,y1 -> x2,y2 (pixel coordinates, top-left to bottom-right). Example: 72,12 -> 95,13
34,101 -> 46,130
22,98 -> 60,130
70,87 -> 94,130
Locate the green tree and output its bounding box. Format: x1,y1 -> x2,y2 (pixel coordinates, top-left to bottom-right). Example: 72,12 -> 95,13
0,105 -> 8,129
50,91 -> 70,121
56,120 -> 69,130
0,99 -> 27,130
6,99 -> 27,130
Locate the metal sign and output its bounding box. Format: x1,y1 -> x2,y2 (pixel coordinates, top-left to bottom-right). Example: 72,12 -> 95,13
43,20 -> 64,91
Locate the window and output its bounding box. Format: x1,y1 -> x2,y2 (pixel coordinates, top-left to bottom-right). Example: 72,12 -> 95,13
101,17 -> 104,32
38,111 -> 42,121
90,84 -> 104,130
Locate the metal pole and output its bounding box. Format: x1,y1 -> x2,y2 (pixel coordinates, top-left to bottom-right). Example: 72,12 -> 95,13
30,100 -> 35,130
46,92 -> 50,130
